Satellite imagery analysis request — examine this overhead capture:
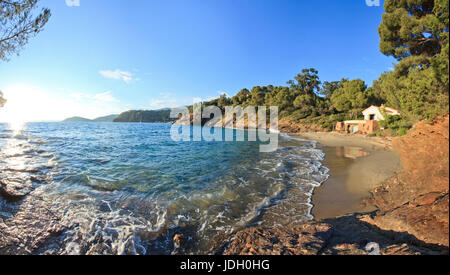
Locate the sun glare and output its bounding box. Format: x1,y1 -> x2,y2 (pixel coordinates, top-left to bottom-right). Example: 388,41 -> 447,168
8,120 -> 25,135
0,85 -> 36,124
0,84 -> 65,123
0,84 -> 123,123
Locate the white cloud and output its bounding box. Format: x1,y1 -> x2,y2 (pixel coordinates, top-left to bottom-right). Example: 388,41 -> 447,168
149,98 -> 193,110
65,0 -> 80,7
99,69 -> 135,83
149,93 -> 199,110
193,95 -> 218,103
193,97 -> 203,104
69,91 -> 118,103
149,99 -> 178,110
69,93 -> 86,100
148,92 -> 223,110
218,91 -> 229,97
93,91 -> 118,102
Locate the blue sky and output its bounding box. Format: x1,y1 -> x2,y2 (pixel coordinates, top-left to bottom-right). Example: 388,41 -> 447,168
0,0 -> 394,122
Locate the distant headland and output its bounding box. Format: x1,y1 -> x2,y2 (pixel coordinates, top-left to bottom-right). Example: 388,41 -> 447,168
62,114 -> 119,123
62,109 -> 176,123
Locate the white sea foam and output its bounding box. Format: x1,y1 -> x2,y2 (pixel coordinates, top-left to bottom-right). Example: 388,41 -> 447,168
1,124 -> 331,255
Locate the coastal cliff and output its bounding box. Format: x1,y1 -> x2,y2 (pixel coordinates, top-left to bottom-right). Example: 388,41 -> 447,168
278,117 -> 328,133
365,114 -> 449,247
174,115 -> 327,132
222,115 -> 449,255
114,109 -> 175,123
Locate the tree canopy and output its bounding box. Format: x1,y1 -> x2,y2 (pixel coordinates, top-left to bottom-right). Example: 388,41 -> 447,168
331,79 -> 369,119
0,0 -> 447,134
189,68 -> 375,130
379,0 -> 447,60
0,0 -> 51,61
375,0 -> 449,120
181,0 -> 448,134
114,110 -> 176,123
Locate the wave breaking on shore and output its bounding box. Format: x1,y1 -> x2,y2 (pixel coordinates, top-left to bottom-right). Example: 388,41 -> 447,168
0,123 -> 329,255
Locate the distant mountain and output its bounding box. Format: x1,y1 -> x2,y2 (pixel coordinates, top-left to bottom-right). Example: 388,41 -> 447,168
114,109 -> 175,123
63,110 -> 175,123
62,114 -> 119,123
63,116 -> 93,122
92,114 -> 119,122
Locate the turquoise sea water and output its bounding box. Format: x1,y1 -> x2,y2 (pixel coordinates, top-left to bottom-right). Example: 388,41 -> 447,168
0,122 -> 329,254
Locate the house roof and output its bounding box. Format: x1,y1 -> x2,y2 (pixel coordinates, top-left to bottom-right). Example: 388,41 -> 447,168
384,106 -> 401,114
362,106 -> 380,114
362,105 -> 400,115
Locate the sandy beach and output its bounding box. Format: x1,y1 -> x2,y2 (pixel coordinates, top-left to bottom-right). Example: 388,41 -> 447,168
296,132 -> 402,220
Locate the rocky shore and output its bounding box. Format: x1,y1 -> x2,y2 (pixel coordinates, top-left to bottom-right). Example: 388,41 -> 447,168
1,116 -> 448,255
221,115 -> 449,255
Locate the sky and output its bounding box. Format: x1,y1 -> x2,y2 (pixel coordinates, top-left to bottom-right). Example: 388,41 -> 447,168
0,0 -> 395,122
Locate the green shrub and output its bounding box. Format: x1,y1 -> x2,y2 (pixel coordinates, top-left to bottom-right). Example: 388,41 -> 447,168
378,108 -> 413,136
393,127 -> 409,136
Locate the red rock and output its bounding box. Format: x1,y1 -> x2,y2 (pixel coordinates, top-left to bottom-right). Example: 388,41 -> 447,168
368,114 -> 449,247
223,115 -> 449,255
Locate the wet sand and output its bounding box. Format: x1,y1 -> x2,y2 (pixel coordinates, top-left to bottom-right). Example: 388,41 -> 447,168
296,132 -> 402,220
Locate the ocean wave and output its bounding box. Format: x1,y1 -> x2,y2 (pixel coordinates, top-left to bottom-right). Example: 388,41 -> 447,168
1,123 -> 330,255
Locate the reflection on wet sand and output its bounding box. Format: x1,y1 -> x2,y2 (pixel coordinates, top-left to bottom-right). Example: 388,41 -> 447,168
334,146 -> 369,160
312,143 -> 401,220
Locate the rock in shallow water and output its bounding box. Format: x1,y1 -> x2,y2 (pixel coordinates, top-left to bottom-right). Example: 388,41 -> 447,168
0,180 -> 33,202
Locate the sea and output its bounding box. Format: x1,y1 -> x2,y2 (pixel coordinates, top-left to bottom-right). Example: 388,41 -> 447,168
0,122 -> 329,255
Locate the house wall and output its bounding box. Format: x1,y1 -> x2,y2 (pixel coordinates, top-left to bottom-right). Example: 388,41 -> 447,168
363,106 -> 385,121
335,122 -> 344,131
362,120 -> 379,134
335,120 -> 379,134
336,106 -> 397,134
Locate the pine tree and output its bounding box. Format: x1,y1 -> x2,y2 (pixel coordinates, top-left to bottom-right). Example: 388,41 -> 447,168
376,0 -> 449,120
0,0 -> 51,61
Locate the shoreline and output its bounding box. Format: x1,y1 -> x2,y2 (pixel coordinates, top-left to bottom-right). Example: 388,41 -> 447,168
295,132 -> 402,221
2,123 -> 446,255
171,120 -> 402,222
224,116 -> 448,255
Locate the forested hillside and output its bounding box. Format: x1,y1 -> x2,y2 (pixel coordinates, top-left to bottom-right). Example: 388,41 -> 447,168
113,109 -> 175,123
191,0 -> 449,135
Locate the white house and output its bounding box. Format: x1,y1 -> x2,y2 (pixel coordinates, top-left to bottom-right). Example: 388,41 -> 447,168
336,105 -> 401,134
362,105 -> 400,121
